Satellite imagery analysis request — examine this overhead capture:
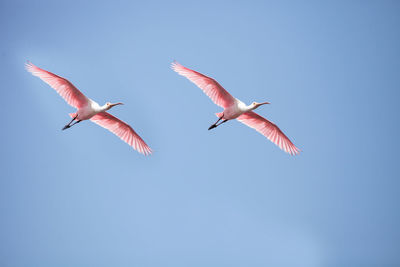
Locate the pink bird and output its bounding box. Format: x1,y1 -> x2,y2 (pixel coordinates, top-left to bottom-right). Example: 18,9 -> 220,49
172,61 -> 300,155
26,62 -> 152,155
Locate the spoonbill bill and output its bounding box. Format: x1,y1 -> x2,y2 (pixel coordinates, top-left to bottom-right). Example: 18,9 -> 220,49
171,61 -> 300,155
26,62 -> 152,155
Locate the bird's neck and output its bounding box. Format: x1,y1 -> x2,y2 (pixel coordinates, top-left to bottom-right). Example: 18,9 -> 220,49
99,104 -> 110,112
244,104 -> 257,112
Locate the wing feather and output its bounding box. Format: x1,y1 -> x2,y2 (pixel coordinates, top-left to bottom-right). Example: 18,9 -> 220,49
90,112 -> 152,155
26,62 -> 89,108
171,61 -> 235,108
237,111 -> 300,155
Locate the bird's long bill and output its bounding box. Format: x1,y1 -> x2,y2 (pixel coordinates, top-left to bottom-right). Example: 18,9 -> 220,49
110,102 -> 124,107
258,101 -> 270,106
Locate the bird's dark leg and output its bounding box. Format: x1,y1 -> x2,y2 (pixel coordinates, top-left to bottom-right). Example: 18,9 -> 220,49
62,115 -> 78,130
208,116 -> 224,130
208,119 -> 228,130
216,119 -> 229,127
69,120 -> 82,128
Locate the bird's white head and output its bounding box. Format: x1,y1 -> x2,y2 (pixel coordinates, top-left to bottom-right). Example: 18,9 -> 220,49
105,102 -> 124,110
250,101 -> 270,110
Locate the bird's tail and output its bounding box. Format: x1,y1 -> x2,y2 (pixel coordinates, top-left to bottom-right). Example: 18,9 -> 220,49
69,113 -> 77,118
215,112 -> 223,118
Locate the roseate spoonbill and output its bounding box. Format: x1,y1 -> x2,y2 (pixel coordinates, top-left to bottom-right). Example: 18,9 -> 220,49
26,62 -> 152,155
171,61 -> 300,155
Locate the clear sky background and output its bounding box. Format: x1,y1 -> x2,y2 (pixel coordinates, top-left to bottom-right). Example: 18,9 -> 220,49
1,0 -> 399,266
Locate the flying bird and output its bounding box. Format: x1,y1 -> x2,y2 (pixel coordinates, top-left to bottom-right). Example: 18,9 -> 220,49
171,61 -> 300,155
26,62 -> 152,155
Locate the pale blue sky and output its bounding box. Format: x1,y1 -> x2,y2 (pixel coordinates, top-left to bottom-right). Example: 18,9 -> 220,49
1,0 -> 399,266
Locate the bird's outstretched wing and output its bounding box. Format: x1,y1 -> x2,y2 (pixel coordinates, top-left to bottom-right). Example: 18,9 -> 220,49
237,111 -> 300,155
171,61 -> 236,108
90,112 -> 152,155
26,62 -> 89,108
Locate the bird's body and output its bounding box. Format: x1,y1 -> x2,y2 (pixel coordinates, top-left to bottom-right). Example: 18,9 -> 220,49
171,61 -> 300,155
26,62 -> 152,155
221,99 -> 254,120
73,99 -> 105,120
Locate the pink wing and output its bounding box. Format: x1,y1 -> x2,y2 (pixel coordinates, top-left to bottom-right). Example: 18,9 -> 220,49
237,111 -> 300,155
25,62 -> 89,108
90,112 -> 152,155
171,61 -> 235,108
